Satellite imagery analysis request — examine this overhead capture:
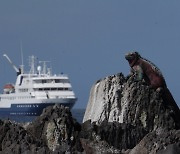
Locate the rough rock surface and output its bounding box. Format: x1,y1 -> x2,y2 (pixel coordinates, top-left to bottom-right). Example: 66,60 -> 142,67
0,105 -> 82,154
26,105 -> 82,153
0,73 -> 179,154
83,73 -> 126,124
83,73 -> 179,129
82,73 -> 180,153
0,119 -> 49,154
129,130 -> 180,154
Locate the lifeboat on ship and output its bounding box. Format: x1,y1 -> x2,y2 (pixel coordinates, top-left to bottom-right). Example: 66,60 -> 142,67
3,84 -> 15,94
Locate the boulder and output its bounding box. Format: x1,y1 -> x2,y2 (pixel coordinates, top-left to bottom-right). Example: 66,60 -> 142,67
0,105 -> 83,154
0,119 -> 49,154
83,73 -> 126,124
26,104 -> 82,153
82,73 -> 180,153
0,72 -> 179,154
83,74 -> 180,130
129,130 -> 180,154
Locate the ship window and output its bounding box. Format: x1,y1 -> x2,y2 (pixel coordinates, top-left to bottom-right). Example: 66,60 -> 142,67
34,80 -> 42,83
56,88 -> 70,91
34,87 -> 72,91
55,79 -> 60,83
19,89 -> 28,92
42,80 -> 47,83
33,79 -> 70,84
65,79 -> 70,83
61,79 -> 70,83
47,79 -> 55,83
54,79 -> 70,83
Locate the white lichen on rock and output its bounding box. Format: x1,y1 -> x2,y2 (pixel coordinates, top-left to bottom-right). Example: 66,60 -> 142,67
83,74 -> 126,124
140,111 -> 147,128
46,121 -> 57,151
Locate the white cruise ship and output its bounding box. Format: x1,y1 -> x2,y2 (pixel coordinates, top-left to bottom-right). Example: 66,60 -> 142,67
0,54 -> 77,116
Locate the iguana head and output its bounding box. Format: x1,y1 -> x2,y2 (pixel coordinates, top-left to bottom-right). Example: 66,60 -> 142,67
125,51 -> 141,66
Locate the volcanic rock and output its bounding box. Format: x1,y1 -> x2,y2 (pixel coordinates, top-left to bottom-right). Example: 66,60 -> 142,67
0,105 -> 83,154
129,130 -> 180,154
83,73 -> 126,124
82,73 -> 180,153
26,104 -> 82,153
0,72 -> 179,154
0,119 -> 49,154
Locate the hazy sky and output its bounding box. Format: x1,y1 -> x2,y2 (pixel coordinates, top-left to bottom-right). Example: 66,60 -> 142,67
0,0 -> 180,108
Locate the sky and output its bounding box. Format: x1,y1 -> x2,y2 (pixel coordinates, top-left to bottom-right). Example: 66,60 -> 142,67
0,0 -> 180,109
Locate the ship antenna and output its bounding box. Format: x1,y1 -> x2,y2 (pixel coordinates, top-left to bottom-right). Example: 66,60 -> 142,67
20,41 -> 24,74
39,61 -> 50,74
29,55 -> 36,74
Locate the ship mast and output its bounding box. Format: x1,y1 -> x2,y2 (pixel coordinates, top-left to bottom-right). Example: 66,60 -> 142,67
39,61 -> 50,74
29,55 -> 37,74
20,41 -> 24,74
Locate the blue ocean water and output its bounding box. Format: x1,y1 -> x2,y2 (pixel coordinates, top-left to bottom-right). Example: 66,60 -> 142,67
0,108 -> 86,123
71,108 -> 85,123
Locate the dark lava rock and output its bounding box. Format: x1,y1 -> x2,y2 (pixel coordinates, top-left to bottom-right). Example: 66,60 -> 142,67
26,104 -> 82,153
0,73 -> 179,154
81,74 -> 180,153
0,105 -> 83,154
81,120 -> 147,150
130,130 -> 180,154
0,119 -> 49,154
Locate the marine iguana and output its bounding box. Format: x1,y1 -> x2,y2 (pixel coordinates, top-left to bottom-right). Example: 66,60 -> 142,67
125,51 -> 166,90
125,51 -> 180,128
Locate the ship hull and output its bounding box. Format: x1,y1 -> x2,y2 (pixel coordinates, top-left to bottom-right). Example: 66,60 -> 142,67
0,100 -> 75,116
